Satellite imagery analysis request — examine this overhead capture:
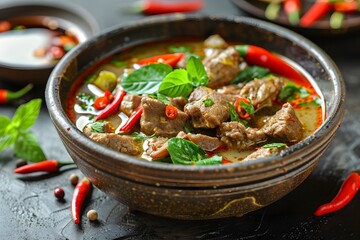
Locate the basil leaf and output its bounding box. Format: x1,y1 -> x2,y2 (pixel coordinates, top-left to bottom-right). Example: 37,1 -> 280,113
167,138 -> 207,165
14,131 -> 46,162
203,98 -> 214,107
0,116 -> 11,132
149,92 -> 171,105
262,143 -> 287,148
121,63 -> 172,94
158,69 -> 194,98
0,133 -> 17,152
91,121 -> 106,133
169,46 -> 191,53
232,66 -> 270,84
12,99 -> 41,130
186,56 -> 208,87
279,84 -> 309,101
229,103 -> 249,128
195,155 -> 222,165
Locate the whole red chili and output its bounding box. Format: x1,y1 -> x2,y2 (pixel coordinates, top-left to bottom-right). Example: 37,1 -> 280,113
95,90 -> 126,121
71,178 -> 91,224
136,53 -> 185,67
333,1 -> 359,13
284,0 -> 301,25
314,172 -> 360,216
299,0 -> 332,27
0,84 -> 33,104
119,105 -> 143,133
140,0 -> 204,15
235,45 -> 310,88
13,160 -> 74,174
165,105 -> 178,119
93,91 -> 113,110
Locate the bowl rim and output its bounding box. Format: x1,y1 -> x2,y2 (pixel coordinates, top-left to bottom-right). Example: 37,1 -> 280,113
46,14 -> 345,176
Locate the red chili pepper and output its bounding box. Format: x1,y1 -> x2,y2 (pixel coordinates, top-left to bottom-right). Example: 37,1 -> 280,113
314,172 -> 360,216
234,97 -> 251,119
13,160 -> 74,174
95,90 -> 126,121
93,91 -> 113,110
136,53 -> 185,67
165,104 -> 178,119
71,178 -> 91,224
0,21 -> 11,33
333,1 -> 359,13
222,158 -> 232,164
119,105 -> 143,132
299,0 -> 332,27
284,0 -> 301,25
236,45 -> 310,88
0,84 -> 33,104
140,0 -> 204,15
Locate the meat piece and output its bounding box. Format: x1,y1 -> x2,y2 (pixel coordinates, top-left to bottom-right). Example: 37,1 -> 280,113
243,147 -> 283,161
240,76 -> 284,109
177,131 -> 222,151
184,87 -> 230,129
140,97 -> 188,138
83,126 -> 143,156
170,96 -> 187,110
204,46 -> 241,87
216,84 -> 243,102
204,34 -> 228,49
146,137 -> 169,160
262,103 -> 305,143
218,122 -> 267,151
120,94 -> 142,116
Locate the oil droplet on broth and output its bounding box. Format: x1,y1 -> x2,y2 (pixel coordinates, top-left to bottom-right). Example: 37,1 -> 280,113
0,28 -> 53,67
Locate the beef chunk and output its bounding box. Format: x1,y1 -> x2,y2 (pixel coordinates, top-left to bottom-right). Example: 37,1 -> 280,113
177,131 -> 222,151
140,97 -> 188,138
262,103 -> 304,143
216,84 -> 243,102
240,76 -> 284,109
120,94 -> 142,116
218,122 -> 267,151
146,137 -> 169,160
243,147 -> 283,161
83,126 -> 143,156
170,96 -> 187,110
184,87 -> 230,129
204,46 -> 241,87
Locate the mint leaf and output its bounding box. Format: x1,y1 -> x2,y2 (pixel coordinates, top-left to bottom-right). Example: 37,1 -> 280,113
158,69 -> 194,98
232,66 -> 270,84
121,63 -> 172,94
12,99 -> 41,130
262,143 -> 287,148
14,131 -> 46,162
167,138 -> 207,165
186,56 -> 208,87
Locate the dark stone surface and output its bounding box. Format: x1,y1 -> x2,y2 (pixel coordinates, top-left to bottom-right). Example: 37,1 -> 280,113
0,0 -> 360,239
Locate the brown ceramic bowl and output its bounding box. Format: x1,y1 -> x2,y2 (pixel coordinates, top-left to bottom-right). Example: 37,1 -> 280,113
45,14 -> 345,220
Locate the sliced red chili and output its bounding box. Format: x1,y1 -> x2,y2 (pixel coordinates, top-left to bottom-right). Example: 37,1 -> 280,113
13,160 -> 74,174
234,97 -> 251,119
314,172 -> 360,216
119,105 -> 143,133
93,91 -> 113,110
95,90 -> 126,121
136,53 -> 185,67
71,178 -> 91,224
165,105 -> 178,119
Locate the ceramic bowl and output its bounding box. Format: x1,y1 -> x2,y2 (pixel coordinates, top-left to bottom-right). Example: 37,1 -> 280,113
46,14 -> 345,220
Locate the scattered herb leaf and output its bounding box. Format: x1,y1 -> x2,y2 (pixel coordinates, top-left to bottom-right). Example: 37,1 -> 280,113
239,99 -> 254,115
229,103 -> 249,128
91,121 -> 106,133
279,84 -> 310,101
77,93 -> 95,111
203,98 -> 214,107
232,66 -> 270,84
158,69 -> 193,98
262,143 -> 287,148
169,45 -> 191,53
111,59 -> 129,67
149,92 -> 171,105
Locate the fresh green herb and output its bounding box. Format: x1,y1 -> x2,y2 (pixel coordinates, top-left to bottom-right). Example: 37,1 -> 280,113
85,74 -> 97,83
231,66 -> 270,84
77,93 -> 95,111
279,84 -> 310,101
184,121 -> 195,134
88,115 -> 95,121
149,92 -> 171,105
111,59 -> 129,67
203,98 -> 214,107
299,96 -> 322,106
186,56 -> 209,87
169,46 -> 191,53
239,99 -> 254,115
91,121 -> 106,133
167,138 -> 222,165
262,143 -> 287,148
121,63 -> 172,94
229,103 -> 249,128
0,99 -> 46,162
158,69 -> 194,98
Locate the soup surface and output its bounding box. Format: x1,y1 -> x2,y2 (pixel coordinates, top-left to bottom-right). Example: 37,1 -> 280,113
67,35 -> 323,165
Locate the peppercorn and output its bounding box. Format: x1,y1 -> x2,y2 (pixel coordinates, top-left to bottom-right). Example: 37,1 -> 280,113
86,209 -> 98,221
54,188 -> 65,200
15,159 -> 27,169
69,173 -> 79,186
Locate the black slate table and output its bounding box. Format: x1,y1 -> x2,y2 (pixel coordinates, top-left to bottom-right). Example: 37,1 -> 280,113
1,0 -> 360,239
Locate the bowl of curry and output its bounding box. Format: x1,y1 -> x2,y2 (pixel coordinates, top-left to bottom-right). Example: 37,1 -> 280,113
46,14 -> 345,220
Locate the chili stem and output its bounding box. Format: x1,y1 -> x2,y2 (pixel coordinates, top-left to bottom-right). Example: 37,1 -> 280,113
0,84 -> 33,104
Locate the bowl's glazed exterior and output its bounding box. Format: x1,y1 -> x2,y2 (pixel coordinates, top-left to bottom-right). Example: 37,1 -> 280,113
46,14 -> 345,220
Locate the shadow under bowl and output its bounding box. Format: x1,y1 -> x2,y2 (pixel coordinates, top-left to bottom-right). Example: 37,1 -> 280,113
0,1 -> 99,85
45,14 -> 345,220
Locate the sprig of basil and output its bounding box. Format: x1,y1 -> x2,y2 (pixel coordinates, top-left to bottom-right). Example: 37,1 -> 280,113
186,56 -> 209,87
158,69 -> 194,98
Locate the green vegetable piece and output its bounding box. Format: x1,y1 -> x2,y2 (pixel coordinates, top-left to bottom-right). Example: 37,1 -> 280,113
149,92 -> 171,105
239,99 -> 254,115
76,93 -> 95,111
85,74 -> 97,83
228,103 -> 249,128
121,63 -> 172,94
279,84 -> 310,101
232,66 -> 270,84
91,121 -> 106,133
186,56 -> 209,87
111,59 -> 129,67
203,98 -> 214,107
195,155 -> 222,165
265,2 -> 281,20
167,138 -> 207,165
93,70 -> 117,92
330,11 -> 344,29
158,69 -> 193,98
169,45 -> 191,53
262,143 -> 287,148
